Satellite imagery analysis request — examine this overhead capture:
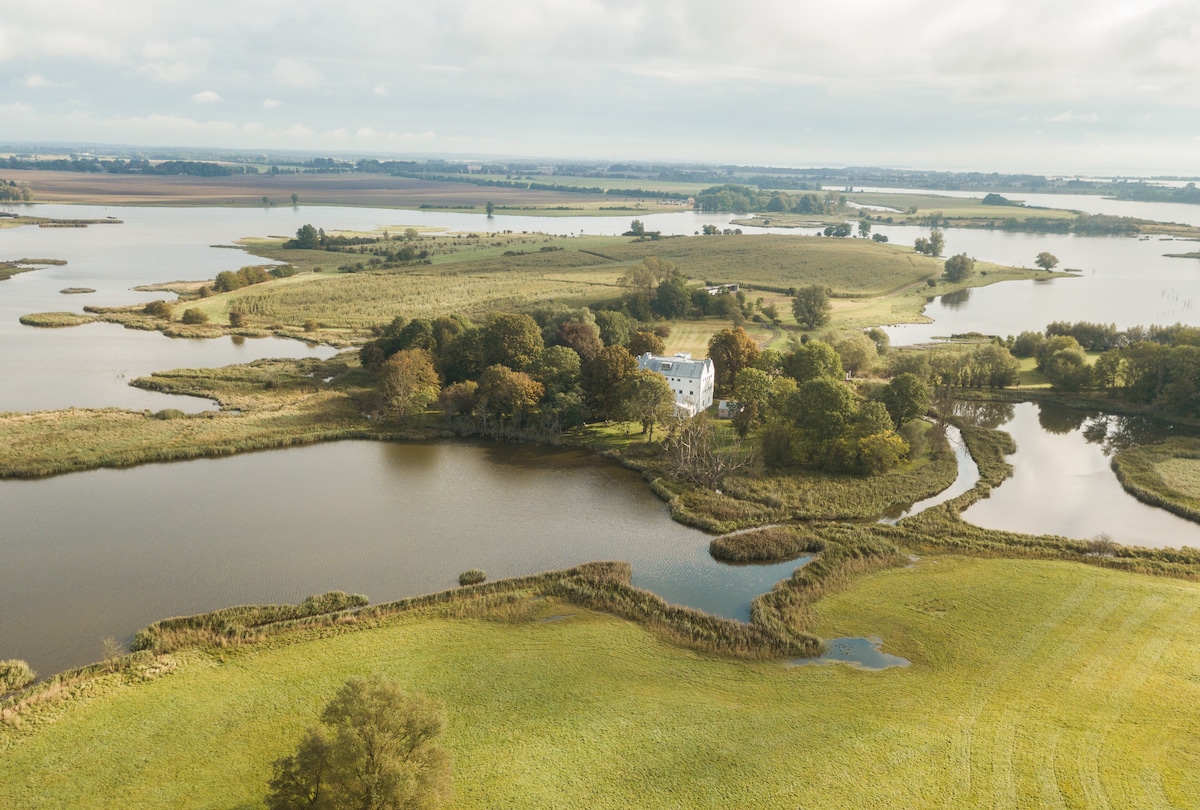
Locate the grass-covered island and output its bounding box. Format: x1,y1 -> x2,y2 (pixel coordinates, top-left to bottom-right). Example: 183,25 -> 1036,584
1112,437 -> 1200,524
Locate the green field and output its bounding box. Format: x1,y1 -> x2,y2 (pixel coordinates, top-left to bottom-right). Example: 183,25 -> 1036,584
846,191 -> 1079,223
1112,438 -> 1200,524
78,231 -> 1052,348
3,556 -> 1198,809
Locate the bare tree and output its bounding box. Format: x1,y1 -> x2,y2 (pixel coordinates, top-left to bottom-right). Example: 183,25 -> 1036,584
665,414 -> 754,490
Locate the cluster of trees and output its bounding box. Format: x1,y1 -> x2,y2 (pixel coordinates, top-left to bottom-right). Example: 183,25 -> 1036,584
266,674 -> 451,810
288,224 -> 430,266
881,342 -> 1021,391
735,340 -> 926,475
361,308 -> 681,439
616,256 -> 757,323
914,229 -> 946,257
1112,182 -> 1199,205
212,264 -> 296,293
998,213 -> 1144,235
1012,321 -> 1200,416
0,179 -> 33,201
693,184 -> 847,215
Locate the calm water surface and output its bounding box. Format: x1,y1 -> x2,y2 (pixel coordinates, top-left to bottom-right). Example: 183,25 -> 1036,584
0,439 -> 810,677
961,402 -> 1200,548
5,200 -> 1200,677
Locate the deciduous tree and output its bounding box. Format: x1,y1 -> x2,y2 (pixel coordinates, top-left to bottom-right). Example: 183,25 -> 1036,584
707,327 -> 761,395
1035,251 -> 1060,271
791,284 -> 831,330
265,674 -> 451,810
943,253 -> 974,282
382,350 -> 441,420
619,370 -> 675,441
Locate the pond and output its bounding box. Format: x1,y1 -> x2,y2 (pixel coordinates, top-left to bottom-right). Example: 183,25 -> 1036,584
0,439 -> 813,678
957,401 -> 1200,549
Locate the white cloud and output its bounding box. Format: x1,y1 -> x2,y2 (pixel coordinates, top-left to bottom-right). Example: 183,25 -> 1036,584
1050,111 -> 1100,124
262,98 -> 282,109
22,74 -> 53,88
192,90 -> 221,104
372,82 -> 389,97
271,58 -> 322,88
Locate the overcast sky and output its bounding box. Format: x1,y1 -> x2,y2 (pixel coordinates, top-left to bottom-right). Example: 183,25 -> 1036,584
2,0 -> 1199,175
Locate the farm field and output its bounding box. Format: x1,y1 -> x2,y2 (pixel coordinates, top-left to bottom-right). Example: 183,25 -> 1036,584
0,169 -> 611,210
2,556 -> 1197,809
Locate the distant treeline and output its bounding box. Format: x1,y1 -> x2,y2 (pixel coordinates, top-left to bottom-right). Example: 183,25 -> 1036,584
1112,183 -> 1200,206
998,214 -> 1145,235
0,157 -> 251,176
694,184 -> 845,215
379,168 -> 692,200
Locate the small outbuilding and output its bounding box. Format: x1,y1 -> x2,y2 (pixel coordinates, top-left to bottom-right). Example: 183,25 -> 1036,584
717,400 -> 741,419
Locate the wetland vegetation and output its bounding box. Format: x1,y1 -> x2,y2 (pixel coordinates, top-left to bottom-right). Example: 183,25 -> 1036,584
6,189 -> 1200,808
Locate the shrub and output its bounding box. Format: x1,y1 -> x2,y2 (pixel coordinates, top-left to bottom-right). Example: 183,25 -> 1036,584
459,568 -> 487,586
709,526 -> 825,563
228,310 -> 248,328
303,319 -> 319,333
152,409 -> 186,420
0,659 -> 36,693
143,300 -> 173,318
181,308 -> 209,325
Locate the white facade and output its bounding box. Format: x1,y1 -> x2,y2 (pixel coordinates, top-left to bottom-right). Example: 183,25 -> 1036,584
636,352 -> 715,417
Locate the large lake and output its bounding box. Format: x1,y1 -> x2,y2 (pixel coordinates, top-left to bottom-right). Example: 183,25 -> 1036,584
5,197 -> 1200,677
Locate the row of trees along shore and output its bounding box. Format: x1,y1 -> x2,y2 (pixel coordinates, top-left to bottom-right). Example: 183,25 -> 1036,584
1013,321 -> 1200,419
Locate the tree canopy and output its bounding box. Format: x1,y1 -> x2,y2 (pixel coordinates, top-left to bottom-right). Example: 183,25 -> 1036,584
265,674 -> 451,810
791,285 -> 831,330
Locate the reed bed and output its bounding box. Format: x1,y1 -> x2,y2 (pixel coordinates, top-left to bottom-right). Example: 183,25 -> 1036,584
709,525 -> 826,563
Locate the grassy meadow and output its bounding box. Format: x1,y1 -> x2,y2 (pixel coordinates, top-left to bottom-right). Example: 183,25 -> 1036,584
78,231 -> 1053,352
2,556 -> 1198,809
1112,438 -> 1200,524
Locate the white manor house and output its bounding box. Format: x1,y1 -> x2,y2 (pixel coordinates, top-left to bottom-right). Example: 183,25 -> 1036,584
636,352 -> 715,417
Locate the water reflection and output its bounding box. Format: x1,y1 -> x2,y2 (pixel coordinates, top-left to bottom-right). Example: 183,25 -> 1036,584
939,288 -> 971,310
944,399 -> 1015,430
1037,401 -> 1089,435
960,402 -> 1200,548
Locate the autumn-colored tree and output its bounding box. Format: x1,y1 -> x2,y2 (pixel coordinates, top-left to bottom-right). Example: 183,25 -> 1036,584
707,327 -> 761,395
583,344 -> 638,420
380,349 -> 441,420
627,330 -> 666,357
555,321 -> 603,363
475,365 -> 544,421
